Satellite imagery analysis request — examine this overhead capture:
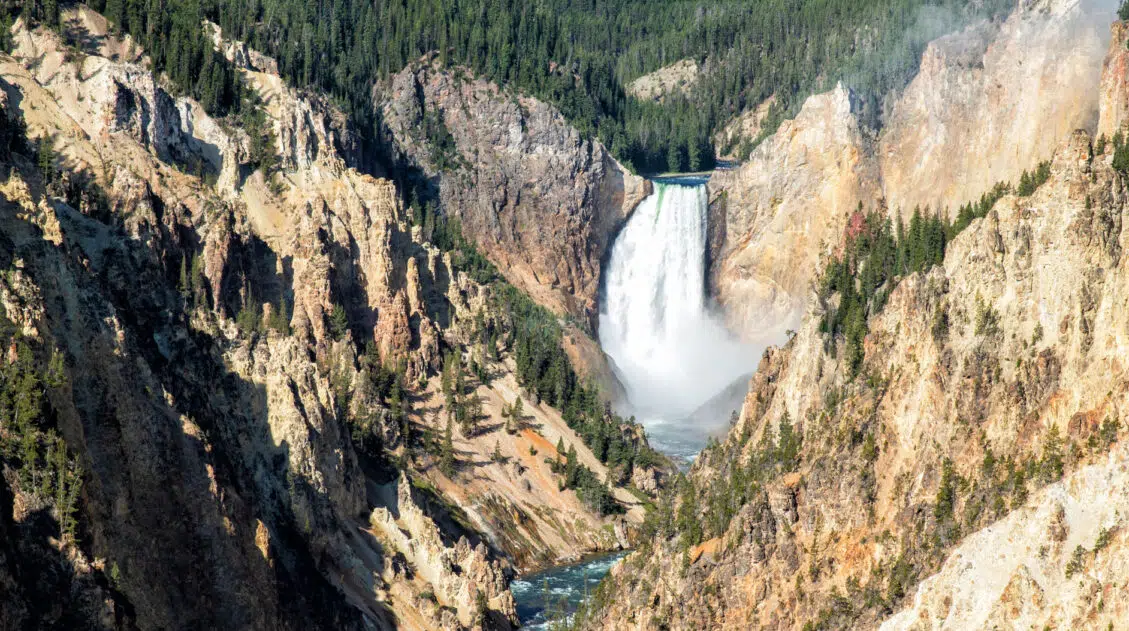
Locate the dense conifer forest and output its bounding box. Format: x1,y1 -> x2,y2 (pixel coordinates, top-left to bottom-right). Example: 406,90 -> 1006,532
13,0 -> 1011,173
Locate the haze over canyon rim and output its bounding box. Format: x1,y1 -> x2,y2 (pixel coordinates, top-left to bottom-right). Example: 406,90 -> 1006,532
3,0 -> 1129,630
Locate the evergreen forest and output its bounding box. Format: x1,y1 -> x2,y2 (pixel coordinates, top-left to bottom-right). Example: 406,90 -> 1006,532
18,0 -> 1011,173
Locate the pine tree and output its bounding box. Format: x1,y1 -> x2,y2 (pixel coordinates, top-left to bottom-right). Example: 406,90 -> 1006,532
190,254 -> 207,309
44,349 -> 66,389
103,0 -> 125,31
270,298 -> 291,335
1017,170 -> 1034,197
461,394 -> 480,437
776,412 -> 802,470
1040,424 -> 1064,482
907,207 -> 924,272
675,476 -> 703,550
934,458 -> 956,521
454,363 -> 466,415
0,13 -> 14,55
236,294 -> 263,334
440,417 -> 455,476
441,350 -> 458,397
506,397 -> 524,434
178,254 -> 190,298
36,136 -> 55,184
666,143 -> 682,174
487,328 -> 499,360
1113,135 -> 1129,174
329,304 -> 349,340
390,381 -> 408,446
503,404 -> 514,434
894,214 -> 908,275
1010,465 -> 1029,508
687,140 -> 702,172
565,444 -> 579,486
844,302 -> 867,375
43,0 -> 60,29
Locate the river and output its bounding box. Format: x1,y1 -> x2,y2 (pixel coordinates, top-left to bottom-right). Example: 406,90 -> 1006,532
513,552 -> 629,629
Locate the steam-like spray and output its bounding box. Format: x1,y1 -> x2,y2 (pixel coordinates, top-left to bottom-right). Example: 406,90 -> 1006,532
599,180 -> 756,455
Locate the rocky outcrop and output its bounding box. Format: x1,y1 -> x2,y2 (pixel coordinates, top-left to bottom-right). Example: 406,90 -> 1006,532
707,84 -> 881,342
882,444 -> 1129,630
713,96 -> 776,161
369,474 -> 516,628
626,59 -> 700,103
379,60 -> 650,328
8,9 -> 250,195
214,23 -> 362,174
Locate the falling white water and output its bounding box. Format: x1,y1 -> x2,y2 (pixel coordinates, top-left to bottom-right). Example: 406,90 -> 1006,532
599,180 -> 756,456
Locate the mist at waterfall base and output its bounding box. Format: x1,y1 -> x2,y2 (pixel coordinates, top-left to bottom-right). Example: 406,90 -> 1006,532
599,179 -> 759,462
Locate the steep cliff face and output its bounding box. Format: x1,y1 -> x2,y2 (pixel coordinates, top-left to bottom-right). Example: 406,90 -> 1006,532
1099,20 -> 1129,138
879,0 -> 1114,217
707,85 -> 881,342
379,61 -> 651,329
583,121 -> 1129,631
0,11 -> 653,630
4,14 -> 371,627
709,0 -> 1115,344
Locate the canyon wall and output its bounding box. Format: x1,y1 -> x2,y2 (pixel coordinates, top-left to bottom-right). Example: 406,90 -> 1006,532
585,111 -> 1129,631
1099,19 -> 1129,138
710,0 -> 1117,344
583,1 -> 1129,628
0,10 -> 657,630
879,0 -> 1115,217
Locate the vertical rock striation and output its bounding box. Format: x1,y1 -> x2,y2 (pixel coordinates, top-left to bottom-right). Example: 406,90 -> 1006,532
707,85 -> 880,342
379,61 -> 651,329
879,0 -> 1114,217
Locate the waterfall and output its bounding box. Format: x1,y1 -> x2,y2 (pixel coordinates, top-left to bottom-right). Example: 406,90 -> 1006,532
599,180 -> 756,446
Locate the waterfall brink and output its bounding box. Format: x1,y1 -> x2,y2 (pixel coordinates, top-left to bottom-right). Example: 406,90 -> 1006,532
599,180 -> 756,436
